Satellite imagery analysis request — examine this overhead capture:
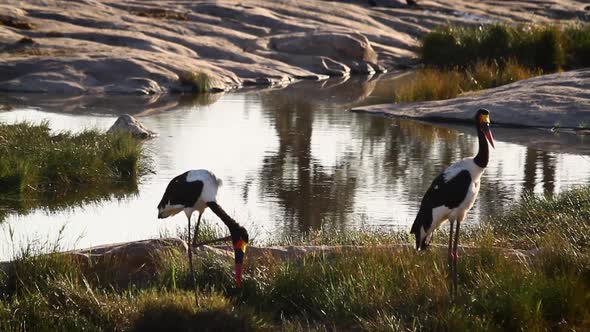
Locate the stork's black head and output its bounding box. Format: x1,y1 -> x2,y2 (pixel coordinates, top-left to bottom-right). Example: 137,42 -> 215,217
475,108 -> 495,148
231,225 -> 249,288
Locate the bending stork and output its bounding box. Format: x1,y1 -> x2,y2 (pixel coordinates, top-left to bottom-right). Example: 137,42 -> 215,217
157,169 -> 249,293
410,108 -> 495,295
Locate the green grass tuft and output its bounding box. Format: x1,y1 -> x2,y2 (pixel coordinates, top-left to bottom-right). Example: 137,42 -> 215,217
0,121 -> 149,221
178,71 -> 210,93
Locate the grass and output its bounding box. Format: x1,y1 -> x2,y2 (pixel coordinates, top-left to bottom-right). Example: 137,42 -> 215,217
394,59 -> 541,102
131,9 -> 189,21
1,186 -> 589,330
421,23 -> 590,71
0,121 -> 148,221
0,17 -> 34,30
401,23 -> 590,103
178,71 -> 210,93
563,23 -> 590,68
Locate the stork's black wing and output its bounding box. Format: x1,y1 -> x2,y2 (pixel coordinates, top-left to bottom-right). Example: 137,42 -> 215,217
410,170 -> 472,245
157,171 -> 204,209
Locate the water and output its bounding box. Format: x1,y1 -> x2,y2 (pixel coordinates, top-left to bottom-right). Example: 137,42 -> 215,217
1,74 -> 589,259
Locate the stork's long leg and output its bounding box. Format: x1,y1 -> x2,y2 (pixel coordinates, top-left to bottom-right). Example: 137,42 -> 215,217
448,220 -> 455,296
452,221 -> 461,297
186,214 -> 198,306
192,212 -> 203,246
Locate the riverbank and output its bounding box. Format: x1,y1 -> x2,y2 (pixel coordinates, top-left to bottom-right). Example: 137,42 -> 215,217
1,0 -> 589,94
351,68 -> 590,129
0,186 -> 588,330
0,121 -> 148,222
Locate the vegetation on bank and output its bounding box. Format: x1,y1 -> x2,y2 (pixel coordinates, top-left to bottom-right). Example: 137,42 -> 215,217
1,187 -> 589,331
178,71 -> 210,93
394,23 -> 590,103
394,59 -> 540,102
421,23 -> 590,71
0,121 -> 148,220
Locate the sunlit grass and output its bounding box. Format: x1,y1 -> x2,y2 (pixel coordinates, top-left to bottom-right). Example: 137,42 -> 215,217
0,121 -> 149,219
1,187 -> 589,330
397,23 -> 590,103
394,59 -> 541,102
178,71 -> 210,93
488,186 -> 590,250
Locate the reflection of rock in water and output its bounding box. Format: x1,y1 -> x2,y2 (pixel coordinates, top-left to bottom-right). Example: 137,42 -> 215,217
0,92 -> 223,116
524,148 -> 556,195
257,88 -> 359,233
0,182 -> 138,224
260,75 -> 379,107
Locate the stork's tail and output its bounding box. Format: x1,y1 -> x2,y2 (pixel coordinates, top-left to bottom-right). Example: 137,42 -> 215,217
157,205 -> 183,219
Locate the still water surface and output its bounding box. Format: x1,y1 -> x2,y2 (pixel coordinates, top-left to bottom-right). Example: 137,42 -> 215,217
1,74 -> 589,259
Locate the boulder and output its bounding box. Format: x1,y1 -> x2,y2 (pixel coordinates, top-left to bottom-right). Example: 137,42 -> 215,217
263,31 -> 379,76
103,77 -> 164,95
108,114 -> 157,139
65,238 -> 187,286
271,31 -> 378,63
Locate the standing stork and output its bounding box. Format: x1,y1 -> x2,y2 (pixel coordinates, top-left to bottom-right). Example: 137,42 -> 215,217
157,169 -> 249,296
410,108 -> 495,295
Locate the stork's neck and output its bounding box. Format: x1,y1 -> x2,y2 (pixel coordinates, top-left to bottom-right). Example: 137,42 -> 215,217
473,126 -> 489,168
206,201 -> 240,238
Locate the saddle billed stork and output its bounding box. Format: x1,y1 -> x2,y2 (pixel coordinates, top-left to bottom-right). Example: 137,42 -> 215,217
410,108 -> 495,295
157,169 -> 249,293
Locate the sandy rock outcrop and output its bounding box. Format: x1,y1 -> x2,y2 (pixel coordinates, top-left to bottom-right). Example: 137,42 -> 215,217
261,31 -> 381,76
351,69 -> 590,128
67,238 -> 185,285
1,0 -> 587,95
108,114 -> 157,138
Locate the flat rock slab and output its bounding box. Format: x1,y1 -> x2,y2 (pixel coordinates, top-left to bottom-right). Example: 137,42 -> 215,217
351,69 -> 590,129
1,0 -> 588,95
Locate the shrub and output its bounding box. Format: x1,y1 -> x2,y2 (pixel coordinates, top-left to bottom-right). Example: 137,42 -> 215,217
420,23 -> 590,71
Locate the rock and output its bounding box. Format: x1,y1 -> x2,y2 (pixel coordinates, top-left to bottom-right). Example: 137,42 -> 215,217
0,238 -> 190,287
267,52 -> 352,77
0,93 -> 223,116
264,31 -> 378,76
0,1 -> 588,94
104,77 -> 164,95
350,69 -> 590,129
67,238 -> 187,286
108,114 -> 157,139
0,73 -> 86,94
345,60 -> 376,75
271,31 -> 378,64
